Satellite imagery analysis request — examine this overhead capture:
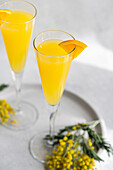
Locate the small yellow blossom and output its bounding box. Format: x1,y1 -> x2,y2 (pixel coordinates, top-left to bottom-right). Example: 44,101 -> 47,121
73,154 -> 77,158
59,139 -> 63,143
92,146 -> 95,150
68,139 -> 74,144
70,150 -> 75,154
11,120 -> 18,124
77,150 -> 81,154
78,158 -> 83,162
66,132 -> 71,136
72,126 -> 76,130
83,165 -> 87,169
63,136 -> 68,141
45,155 -> 49,159
60,141 -> 66,146
88,138 -> 91,142
88,142 -> 92,146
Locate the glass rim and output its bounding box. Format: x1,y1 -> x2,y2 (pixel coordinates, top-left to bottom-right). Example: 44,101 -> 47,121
0,0 -> 37,24
33,30 -> 75,58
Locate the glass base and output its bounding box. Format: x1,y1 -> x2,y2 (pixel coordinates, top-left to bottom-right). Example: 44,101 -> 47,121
29,132 -> 53,163
4,101 -> 39,130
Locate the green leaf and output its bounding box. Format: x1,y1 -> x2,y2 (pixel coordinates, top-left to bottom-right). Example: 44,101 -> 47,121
0,84 -> 9,91
80,141 -> 103,162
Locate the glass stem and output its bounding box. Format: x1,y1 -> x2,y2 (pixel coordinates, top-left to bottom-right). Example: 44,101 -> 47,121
16,88 -> 21,112
11,71 -> 23,112
48,104 -> 59,145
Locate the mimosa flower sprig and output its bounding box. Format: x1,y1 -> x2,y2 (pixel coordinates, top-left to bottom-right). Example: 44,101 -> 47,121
0,99 -> 17,125
0,84 -> 17,124
44,120 -> 113,170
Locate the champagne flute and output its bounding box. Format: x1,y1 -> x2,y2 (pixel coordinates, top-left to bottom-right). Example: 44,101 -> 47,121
30,30 -> 75,162
0,0 -> 38,130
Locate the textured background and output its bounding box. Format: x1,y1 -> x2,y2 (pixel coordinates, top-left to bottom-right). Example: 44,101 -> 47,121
0,0 -> 113,85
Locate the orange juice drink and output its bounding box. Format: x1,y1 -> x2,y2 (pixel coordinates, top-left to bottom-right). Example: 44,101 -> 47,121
30,30 -> 87,162
36,40 -> 72,105
1,10 -> 34,73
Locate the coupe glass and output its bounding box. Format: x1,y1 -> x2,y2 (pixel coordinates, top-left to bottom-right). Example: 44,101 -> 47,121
30,30 -> 75,163
0,0 -> 38,130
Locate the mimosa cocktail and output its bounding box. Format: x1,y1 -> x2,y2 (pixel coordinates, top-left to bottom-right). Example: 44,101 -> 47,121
36,40 -> 71,105
0,0 -> 38,130
1,10 -> 34,73
30,30 -> 87,163
30,30 -> 76,163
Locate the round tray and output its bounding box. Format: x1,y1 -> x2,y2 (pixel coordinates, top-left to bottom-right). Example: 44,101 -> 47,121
0,84 -> 104,170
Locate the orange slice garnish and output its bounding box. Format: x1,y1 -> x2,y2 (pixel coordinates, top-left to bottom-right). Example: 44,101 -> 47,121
59,40 -> 87,60
0,9 -> 12,26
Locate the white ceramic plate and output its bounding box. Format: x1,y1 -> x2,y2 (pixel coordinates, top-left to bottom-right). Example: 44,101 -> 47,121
0,84 -> 105,170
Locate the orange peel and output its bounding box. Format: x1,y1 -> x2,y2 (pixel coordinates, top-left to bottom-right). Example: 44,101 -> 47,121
59,40 -> 87,60
0,9 -> 12,25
